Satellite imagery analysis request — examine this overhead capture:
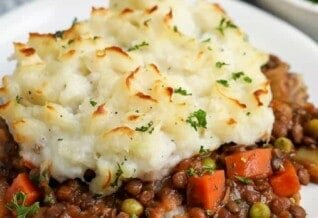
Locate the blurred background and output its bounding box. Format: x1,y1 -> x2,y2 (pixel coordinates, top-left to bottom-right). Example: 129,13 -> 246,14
0,0 -> 30,14
0,0 -> 317,42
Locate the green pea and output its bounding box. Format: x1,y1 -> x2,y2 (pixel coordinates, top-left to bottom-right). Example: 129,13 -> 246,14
305,119 -> 318,139
249,202 -> 270,218
274,137 -> 294,153
121,198 -> 143,216
202,157 -> 217,170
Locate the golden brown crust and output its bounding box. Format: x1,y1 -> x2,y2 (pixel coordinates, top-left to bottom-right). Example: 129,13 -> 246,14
146,5 -> 158,14
135,92 -> 158,103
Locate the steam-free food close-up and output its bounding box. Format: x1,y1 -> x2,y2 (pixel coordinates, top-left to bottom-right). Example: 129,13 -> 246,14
0,0 -> 317,217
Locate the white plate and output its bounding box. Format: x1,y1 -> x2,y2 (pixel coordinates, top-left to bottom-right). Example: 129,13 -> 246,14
0,0 -> 317,216
255,0 -> 318,41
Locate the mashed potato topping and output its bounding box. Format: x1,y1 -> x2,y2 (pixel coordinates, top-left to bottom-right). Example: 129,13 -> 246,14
0,0 -> 274,194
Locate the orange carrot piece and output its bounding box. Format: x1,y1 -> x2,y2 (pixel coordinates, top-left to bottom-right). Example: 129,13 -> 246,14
187,170 -> 225,210
5,173 -> 40,205
270,161 -> 300,197
225,148 -> 272,179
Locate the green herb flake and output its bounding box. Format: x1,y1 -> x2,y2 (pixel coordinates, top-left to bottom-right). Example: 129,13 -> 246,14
68,39 -> 75,44
72,17 -> 78,27
232,72 -> 245,80
174,87 -> 192,96
234,199 -> 242,204
186,168 -> 197,176
216,17 -> 237,35
199,145 -> 211,155
216,80 -> 229,87
231,72 -> 252,83
243,76 -> 252,83
202,165 -> 215,174
110,163 -> 124,187
57,138 -> 63,141
246,112 -> 251,116
202,38 -> 211,43
128,41 -> 149,52
235,176 -> 253,184
173,25 -> 178,33
39,169 -> 50,184
135,121 -> 154,134
53,30 -> 64,39
6,192 -> 40,218
90,100 -> 97,107
16,95 -> 23,104
215,61 -> 228,68
186,109 -> 207,131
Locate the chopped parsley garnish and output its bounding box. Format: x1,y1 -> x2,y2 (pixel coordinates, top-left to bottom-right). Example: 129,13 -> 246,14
186,168 -> 197,176
173,25 -> 178,32
128,41 -> 149,52
246,112 -> 251,116
72,17 -> 78,27
187,165 -> 214,176
216,17 -> 237,35
202,38 -> 211,43
6,192 -> 40,218
243,76 -> 252,83
53,30 -> 64,39
110,163 -> 124,187
231,72 -> 253,83
199,145 -> 211,155
16,95 -> 23,104
215,61 -> 228,68
186,109 -> 207,131
232,72 -> 245,80
235,176 -> 253,184
202,165 -> 215,174
135,121 -> 154,134
68,39 -> 75,44
57,138 -> 63,141
90,100 -> 97,107
216,80 -> 229,87
174,87 -> 192,96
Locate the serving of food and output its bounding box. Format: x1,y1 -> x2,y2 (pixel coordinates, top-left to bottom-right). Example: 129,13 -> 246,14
0,0 -> 317,217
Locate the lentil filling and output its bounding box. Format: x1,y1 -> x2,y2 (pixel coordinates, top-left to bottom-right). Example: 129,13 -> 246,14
0,56 -> 317,218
